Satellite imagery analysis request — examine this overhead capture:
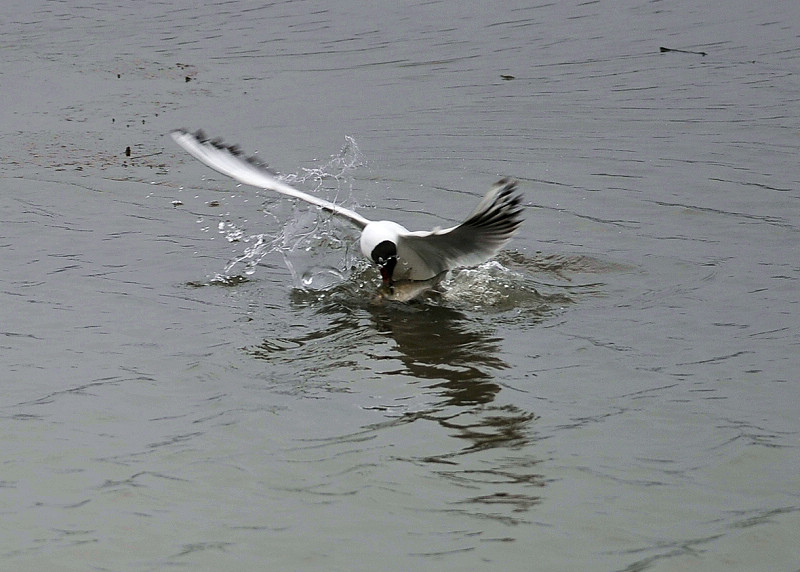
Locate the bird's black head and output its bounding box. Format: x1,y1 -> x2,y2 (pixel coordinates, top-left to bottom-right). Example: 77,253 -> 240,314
371,240 -> 397,285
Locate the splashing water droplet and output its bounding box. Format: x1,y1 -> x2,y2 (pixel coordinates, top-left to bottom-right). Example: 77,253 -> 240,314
203,136 -> 365,288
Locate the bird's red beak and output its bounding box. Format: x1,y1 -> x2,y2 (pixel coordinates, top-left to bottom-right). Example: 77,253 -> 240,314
379,265 -> 391,285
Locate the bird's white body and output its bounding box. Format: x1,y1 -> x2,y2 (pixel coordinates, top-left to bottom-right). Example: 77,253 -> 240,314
171,129 -> 523,294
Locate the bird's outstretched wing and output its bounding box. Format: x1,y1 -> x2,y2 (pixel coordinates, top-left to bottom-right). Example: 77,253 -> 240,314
170,129 -> 371,229
398,178 -> 523,277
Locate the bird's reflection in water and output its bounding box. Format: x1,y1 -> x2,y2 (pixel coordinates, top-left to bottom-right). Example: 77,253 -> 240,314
249,294 -> 543,454
370,302 -> 506,407
368,301 -> 545,520
248,294 -> 546,521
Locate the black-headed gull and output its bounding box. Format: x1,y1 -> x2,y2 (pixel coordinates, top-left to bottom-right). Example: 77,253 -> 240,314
171,129 -> 523,291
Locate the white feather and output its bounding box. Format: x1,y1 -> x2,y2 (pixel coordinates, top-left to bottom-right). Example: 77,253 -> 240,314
170,129 -> 370,228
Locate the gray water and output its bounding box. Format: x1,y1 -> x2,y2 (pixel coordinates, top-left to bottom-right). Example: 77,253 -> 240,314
2,1 -> 799,570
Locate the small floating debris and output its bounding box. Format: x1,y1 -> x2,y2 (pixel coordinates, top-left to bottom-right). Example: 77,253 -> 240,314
500,74 -> 515,80
125,146 -> 131,157
171,200 -> 183,207
207,200 -> 220,207
207,274 -> 250,287
659,46 -> 707,56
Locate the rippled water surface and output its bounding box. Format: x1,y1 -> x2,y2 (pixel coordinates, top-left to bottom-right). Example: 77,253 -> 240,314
2,1 -> 799,570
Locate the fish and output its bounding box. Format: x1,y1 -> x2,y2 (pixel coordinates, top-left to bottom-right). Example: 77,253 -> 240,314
372,271 -> 449,303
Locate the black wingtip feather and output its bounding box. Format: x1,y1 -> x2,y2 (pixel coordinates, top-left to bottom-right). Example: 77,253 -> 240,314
177,128 -> 277,175
462,178 -> 524,238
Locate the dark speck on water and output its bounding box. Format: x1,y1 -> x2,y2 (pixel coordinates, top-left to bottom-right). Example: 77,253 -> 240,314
659,45 -> 708,56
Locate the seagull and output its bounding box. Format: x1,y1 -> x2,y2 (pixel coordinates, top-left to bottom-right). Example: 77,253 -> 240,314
171,129 -> 523,292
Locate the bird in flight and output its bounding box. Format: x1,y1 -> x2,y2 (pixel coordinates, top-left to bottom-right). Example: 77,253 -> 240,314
171,129 -> 523,298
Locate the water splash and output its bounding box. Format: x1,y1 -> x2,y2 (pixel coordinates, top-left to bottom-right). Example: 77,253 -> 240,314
287,250 -> 596,317
442,259 -> 554,313
438,250 -> 619,314
218,136 -> 365,286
